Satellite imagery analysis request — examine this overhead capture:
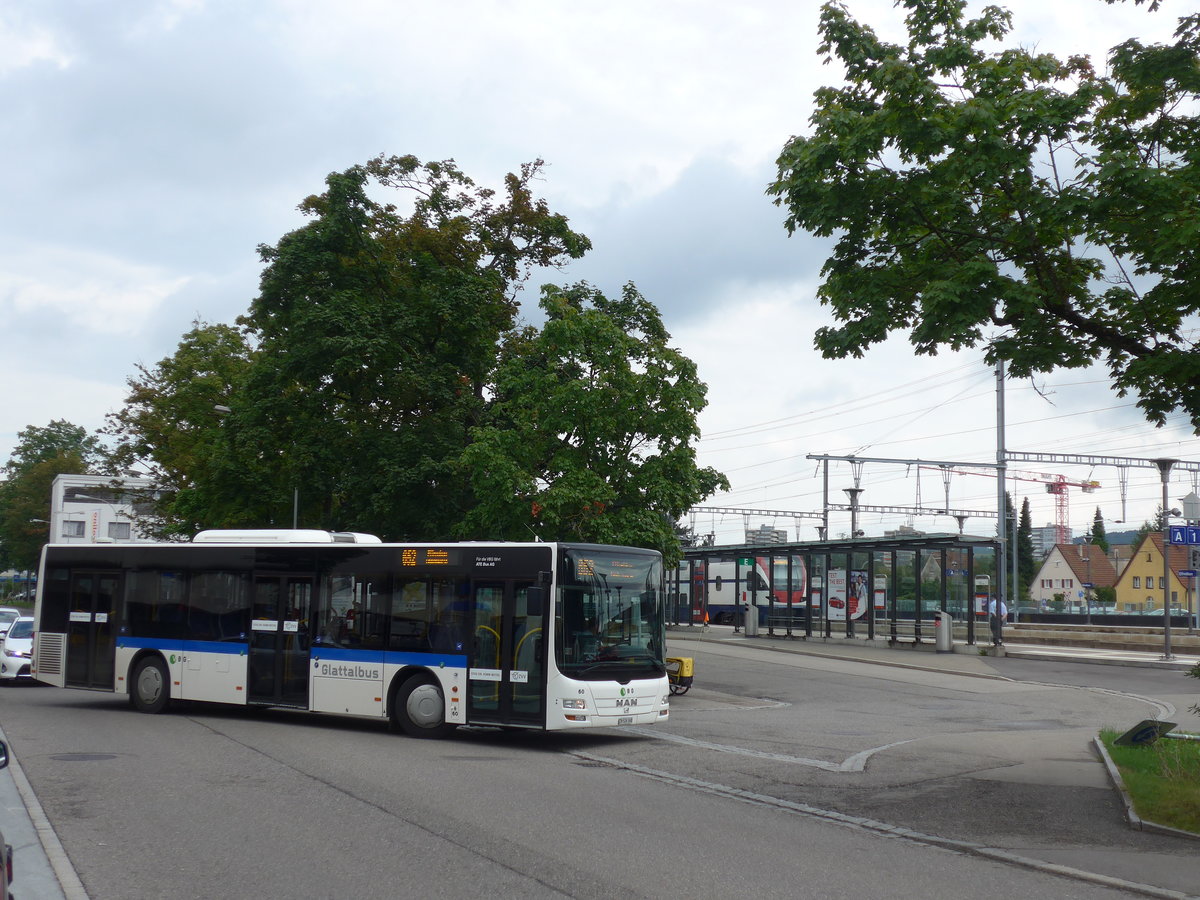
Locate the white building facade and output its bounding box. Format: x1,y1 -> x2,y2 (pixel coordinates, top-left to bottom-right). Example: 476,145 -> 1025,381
49,474 -> 157,544
1030,524 -> 1069,559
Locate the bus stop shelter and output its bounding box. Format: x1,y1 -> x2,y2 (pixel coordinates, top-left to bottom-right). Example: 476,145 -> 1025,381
673,532 -> 999,647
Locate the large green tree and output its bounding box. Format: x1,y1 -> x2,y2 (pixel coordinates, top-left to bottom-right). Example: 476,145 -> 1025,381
4,421 -> 102,476
234,155 -> 591,538
1018,496 -> 1036,600
103,321 -> 260,537
458,282 -> 729,563
770,0 -> 1200,430
111,156 -> 594,539
0,421 -> 99,569
1090,506 -> 1111,553
109,155 -> 728,553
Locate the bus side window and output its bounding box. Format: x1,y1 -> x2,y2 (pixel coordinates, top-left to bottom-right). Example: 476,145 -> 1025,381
389,580 -> 431,650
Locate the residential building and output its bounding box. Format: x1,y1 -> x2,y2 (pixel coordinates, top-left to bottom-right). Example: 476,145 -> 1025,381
47,474 -> 157,544
1112,533 -> 1192,614
745,525 -> 788,545
1030,544 -> 1117,611
1030,524 -> 1068,559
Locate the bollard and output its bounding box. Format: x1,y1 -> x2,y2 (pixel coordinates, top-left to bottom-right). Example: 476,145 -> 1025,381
743,602 -> 759,636
934,611 -> 953,653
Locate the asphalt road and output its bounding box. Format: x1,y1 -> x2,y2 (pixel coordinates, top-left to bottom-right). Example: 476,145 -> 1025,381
0,641 -> 1197,899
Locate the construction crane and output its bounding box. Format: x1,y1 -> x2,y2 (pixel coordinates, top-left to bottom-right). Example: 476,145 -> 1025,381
921,467 -> 1099,545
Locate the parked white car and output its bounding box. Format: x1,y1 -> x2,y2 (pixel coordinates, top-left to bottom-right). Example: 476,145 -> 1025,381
0,609 -> 19,638
0,617 -> 34,682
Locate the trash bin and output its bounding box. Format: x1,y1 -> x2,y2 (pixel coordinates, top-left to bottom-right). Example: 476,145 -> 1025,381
743,602 -> 759,636
934,611 -> 953,653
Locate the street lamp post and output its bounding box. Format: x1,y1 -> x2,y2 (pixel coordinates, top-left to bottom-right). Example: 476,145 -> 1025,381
842,487 -> 864,640
1153,459 -> 1178,660
1081,551 -> 1092,625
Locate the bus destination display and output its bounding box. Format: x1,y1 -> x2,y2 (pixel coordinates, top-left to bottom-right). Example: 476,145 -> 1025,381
401,548 -> 453,567
575,557 -> 642,581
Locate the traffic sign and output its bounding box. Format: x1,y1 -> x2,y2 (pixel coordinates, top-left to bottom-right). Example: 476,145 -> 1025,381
1180,569 -> 1198,578
1168,525 -> 1200,545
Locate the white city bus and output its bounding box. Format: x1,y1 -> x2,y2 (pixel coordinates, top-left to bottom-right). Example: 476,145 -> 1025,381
31,531 -> 670,737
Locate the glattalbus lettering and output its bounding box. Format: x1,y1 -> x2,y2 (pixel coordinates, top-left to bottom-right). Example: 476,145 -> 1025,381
320,663 -> 381,679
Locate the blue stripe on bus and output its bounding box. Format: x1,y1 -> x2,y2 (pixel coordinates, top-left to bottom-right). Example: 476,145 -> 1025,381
315,647 -> 468,669
117,637 -> 246,655
115,638 -> 467,669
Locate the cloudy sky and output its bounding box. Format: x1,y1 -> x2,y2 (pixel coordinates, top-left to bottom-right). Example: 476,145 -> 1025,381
3,0 -> 1197,544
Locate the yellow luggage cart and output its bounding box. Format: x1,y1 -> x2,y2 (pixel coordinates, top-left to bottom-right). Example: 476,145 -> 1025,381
665,656 -> 694,695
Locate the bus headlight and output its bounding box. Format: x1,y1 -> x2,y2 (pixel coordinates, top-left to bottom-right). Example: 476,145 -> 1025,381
562,699 -> 587,710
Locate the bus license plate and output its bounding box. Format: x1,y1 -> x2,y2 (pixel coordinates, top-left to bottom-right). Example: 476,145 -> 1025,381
618,716 -> 633,725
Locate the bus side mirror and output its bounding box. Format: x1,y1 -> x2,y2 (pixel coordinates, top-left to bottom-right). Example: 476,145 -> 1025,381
527,587 -> 545,617
0,741 -> 7,769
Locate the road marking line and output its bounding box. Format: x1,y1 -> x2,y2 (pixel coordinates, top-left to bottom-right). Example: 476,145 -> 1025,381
625,726 -> 912,772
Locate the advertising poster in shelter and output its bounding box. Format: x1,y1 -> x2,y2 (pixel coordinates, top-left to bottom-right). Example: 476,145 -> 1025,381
827,569 -> 869,621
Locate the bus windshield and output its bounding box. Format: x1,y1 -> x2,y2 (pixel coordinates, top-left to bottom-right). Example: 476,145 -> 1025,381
556,548 -> 666,680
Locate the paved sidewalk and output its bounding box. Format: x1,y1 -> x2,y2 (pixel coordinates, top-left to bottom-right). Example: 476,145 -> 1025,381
0,722 -> 85,900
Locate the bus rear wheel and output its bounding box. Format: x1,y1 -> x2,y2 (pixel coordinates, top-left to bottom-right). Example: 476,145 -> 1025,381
130,656 -> 170,714
392,675 -> 455,739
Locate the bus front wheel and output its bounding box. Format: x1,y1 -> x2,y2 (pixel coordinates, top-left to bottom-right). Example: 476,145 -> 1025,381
130,656 -> 170,714
392,675 -> 455,739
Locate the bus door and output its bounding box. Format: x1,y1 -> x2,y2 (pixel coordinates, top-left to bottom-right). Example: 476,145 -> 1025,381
65,571 -> 120,690
468,580 -> 543,727
248,574 -> 314,707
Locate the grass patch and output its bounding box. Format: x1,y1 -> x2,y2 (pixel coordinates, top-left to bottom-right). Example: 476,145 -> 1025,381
1100,727 -> 1200,834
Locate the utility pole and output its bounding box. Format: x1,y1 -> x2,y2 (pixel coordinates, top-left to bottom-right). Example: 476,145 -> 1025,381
1154,459 -> 1178,660
996,360 -> 1008,629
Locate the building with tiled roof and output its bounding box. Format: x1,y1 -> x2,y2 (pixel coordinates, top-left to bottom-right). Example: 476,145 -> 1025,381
1113,533 -> 1197,614
1030,543 -> 1117,611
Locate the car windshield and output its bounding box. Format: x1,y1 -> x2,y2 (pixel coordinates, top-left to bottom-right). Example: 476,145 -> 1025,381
556,548 -> 666,681
7,620 -> 32,639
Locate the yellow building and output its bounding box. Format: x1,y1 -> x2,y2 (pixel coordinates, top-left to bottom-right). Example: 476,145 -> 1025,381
1112,533 -> 1194,614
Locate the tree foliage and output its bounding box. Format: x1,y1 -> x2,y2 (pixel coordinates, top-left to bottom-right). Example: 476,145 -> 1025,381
4,421 -> 102,477
1017,496 -> 1036,599
103,321 -> 259,537
1132,505 -> 1169,548
770,0 -> 1200,430
231,155 -> 591,538
1090,506 -> 1110,553
108,155 -> 726,554
0,422 -> 98,569
458,282 -> 729,563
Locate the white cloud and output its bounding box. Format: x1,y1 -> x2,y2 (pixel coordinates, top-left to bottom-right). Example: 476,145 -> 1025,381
0,249 -> 189,336
0,15 -> 72,75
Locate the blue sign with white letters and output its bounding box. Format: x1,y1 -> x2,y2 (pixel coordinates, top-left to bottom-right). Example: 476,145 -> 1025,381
1168,526 -> 1200,545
